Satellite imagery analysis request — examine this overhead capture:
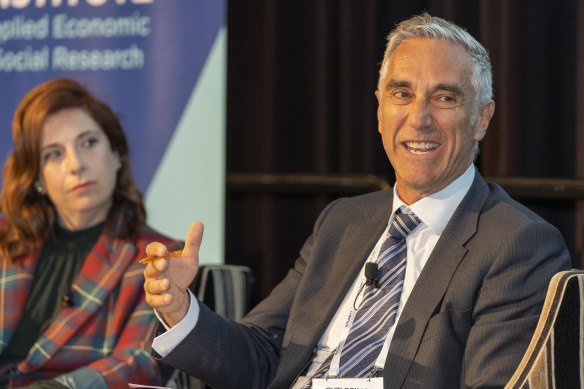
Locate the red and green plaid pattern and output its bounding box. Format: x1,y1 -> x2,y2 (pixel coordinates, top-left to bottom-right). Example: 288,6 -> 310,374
0,224 -> 181,388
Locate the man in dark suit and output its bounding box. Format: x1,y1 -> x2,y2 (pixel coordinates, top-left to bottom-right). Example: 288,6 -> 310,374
143,13 -> 571,389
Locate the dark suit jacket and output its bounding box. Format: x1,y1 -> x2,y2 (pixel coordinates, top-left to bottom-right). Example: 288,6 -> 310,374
162,171 -> 571,388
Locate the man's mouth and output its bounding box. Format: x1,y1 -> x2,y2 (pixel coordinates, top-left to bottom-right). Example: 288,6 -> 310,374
404,141 -> 439,154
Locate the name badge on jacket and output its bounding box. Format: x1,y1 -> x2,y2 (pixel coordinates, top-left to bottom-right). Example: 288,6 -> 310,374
312,377 -> 383,389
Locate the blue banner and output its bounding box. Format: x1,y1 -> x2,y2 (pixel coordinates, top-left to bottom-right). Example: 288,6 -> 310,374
0,0 -> 226,262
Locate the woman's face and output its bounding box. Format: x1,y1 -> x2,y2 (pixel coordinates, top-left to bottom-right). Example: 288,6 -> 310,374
38,108 -> 121,230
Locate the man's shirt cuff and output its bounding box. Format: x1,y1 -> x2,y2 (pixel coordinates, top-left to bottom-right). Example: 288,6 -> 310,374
152,289 -> 200,357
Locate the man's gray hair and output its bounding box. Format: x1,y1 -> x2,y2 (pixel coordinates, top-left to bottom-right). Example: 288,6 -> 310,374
378,13 -> 493,110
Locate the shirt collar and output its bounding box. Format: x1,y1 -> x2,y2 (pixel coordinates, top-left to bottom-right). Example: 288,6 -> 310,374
392,164 -> 475,235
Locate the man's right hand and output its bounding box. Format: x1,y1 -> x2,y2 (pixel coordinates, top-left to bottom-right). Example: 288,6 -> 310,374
143,221 -> 204,327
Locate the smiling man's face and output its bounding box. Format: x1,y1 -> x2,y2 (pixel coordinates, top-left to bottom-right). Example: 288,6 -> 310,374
376,38 -> 494,204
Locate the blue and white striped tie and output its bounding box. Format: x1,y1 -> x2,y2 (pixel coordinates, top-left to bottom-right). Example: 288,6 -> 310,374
337,206 -> 421,378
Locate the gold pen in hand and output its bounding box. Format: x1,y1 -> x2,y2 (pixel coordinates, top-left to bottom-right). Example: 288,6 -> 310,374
139,250 -> 182,264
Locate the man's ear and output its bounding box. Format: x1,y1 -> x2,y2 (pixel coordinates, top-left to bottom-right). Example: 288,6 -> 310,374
474,100 -> 495,141
375,90 -> 383,135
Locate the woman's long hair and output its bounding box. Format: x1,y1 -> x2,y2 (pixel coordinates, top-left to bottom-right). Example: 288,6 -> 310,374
0,78 -> 146,262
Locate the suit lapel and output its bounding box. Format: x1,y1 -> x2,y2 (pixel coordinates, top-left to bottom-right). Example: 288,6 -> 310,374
295,223 -> 387,336
283,193 -> 393,377
383,173 -> 490,387
20,234 -> 136,372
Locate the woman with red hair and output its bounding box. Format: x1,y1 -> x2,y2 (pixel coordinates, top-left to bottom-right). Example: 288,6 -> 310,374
0,78 -> 181,389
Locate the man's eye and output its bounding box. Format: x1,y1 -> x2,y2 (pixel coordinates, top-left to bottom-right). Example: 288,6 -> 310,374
390,90 -> 413,104
432,95 -> 459,108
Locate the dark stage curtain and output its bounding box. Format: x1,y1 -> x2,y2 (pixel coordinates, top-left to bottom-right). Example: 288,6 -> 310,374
225,0 -> 584,304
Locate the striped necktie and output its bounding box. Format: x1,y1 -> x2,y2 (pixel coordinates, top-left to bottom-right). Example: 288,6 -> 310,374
338,207 -> 421,377
300,207 -> 421,387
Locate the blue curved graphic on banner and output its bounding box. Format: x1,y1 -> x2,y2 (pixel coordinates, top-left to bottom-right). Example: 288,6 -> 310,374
0,0 -> 225,192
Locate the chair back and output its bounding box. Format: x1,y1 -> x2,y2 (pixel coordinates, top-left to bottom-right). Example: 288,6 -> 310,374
505,269 -> 584,389
190,264 -> 254,321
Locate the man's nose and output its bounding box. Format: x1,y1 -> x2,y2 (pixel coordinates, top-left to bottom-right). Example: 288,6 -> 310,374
407,98 -> 433,130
